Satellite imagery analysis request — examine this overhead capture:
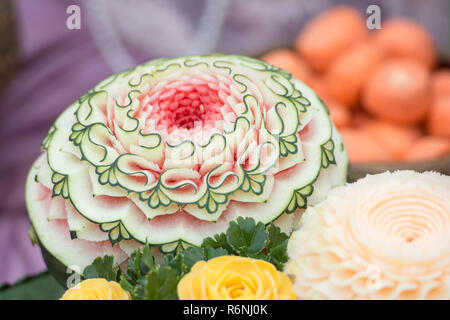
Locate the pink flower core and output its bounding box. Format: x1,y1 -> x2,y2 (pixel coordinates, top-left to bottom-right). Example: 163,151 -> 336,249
137,74 -> 236,139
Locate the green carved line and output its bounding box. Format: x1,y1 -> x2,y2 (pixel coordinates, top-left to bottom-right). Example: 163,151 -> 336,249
159,240 -> 192,254
51,172 -> 69,199
96,164 -> 119,186
154,62 -> 182,73
320,138 -> 336,169
100,221 -> 132,247
76,90 -> 108,123
128,73 -> 152,88
285,184 -> 314,214
235,55 -> 289,77
232,73 -> 251,93
41,125 -> 56,150
240,173 -> 266,196
140,185 -> 172,209
279,134 -> 298,157
115,89 -> 141,109
183,59 -> 209,68
78,89 -> 94,105
212,60 -> 234,74
265,74 -> 311,114
197,190 -> 228,214
69,122 -> 88,146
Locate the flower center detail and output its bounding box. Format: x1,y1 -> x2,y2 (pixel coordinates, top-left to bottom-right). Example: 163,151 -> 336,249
362,190 -> 449,244
139,74 -> 232,133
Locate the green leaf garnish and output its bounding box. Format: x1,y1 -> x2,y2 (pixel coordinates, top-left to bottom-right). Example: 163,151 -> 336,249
201,233 -> 233,252
119,243 -> 157,299
265,224 -> 290,270
82,217 -> 290,300
181,247 -> 204,271
83,255 -> 121,281
203,247 -> 229,261
146,267 -> 179,300
182,246 -> 228,271
226,217 -> 267,256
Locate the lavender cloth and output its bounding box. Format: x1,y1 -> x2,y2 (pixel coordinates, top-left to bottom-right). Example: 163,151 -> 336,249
0,0 -> 112,284
0,0 -> 448,286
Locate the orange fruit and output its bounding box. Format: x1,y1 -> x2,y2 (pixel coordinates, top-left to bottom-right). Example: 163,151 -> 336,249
295,6 -> 367,72
427,95 -> 450,138
362,120 -> 422,159
306,76 -> 329,99
362,58 -> 431,125
325,41 -> 385,107
260,48 -> 313,83
351,110 -> 373,129
326,101 -> 351,129
431,69 -> 450,96
403,136 -> 450,162
306,78 -> 350,129
340,128 -> 393,163
373,18 -> 436,69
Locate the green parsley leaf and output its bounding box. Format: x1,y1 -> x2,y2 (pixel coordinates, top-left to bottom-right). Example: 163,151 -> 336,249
119,244 -> 156,300
203,247 -> 228,261
164,253 -> 186,276
146,266 -> 180,300
266,224 -> 289,270
182,246 -> 228,271
226,217 -> 267,256
83,255 -> 120,281
141,243 -> 155,270
201,233 -> 233,253
181,247 -> 205,271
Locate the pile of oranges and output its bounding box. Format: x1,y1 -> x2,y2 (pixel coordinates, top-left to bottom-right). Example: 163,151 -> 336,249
261,6 -> 450,163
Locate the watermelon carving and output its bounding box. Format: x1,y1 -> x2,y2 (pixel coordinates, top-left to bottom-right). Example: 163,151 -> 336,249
26,54 -> 348,279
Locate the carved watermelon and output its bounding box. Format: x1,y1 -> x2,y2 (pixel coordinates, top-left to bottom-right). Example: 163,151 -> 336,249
26,54 -> 348,280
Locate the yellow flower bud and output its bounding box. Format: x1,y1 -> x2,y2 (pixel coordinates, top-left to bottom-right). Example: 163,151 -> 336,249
60,278 -> 131,300
177,256 -> 296,300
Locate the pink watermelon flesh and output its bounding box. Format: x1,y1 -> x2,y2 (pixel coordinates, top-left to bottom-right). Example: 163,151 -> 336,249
29,179 -> 129,272
31,110 -> 326,261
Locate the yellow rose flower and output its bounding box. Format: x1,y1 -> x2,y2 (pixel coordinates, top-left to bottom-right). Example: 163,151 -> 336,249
177,256 -> 296,300
60,278 -> 131,300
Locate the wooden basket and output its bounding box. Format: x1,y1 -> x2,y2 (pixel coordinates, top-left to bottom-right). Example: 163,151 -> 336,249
348,154 -> 450,182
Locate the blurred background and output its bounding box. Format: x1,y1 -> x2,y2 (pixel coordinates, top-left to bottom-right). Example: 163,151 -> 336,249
0,0 -> 449,286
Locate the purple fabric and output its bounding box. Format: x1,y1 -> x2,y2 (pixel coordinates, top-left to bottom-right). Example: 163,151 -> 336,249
0,0 -> 112,284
